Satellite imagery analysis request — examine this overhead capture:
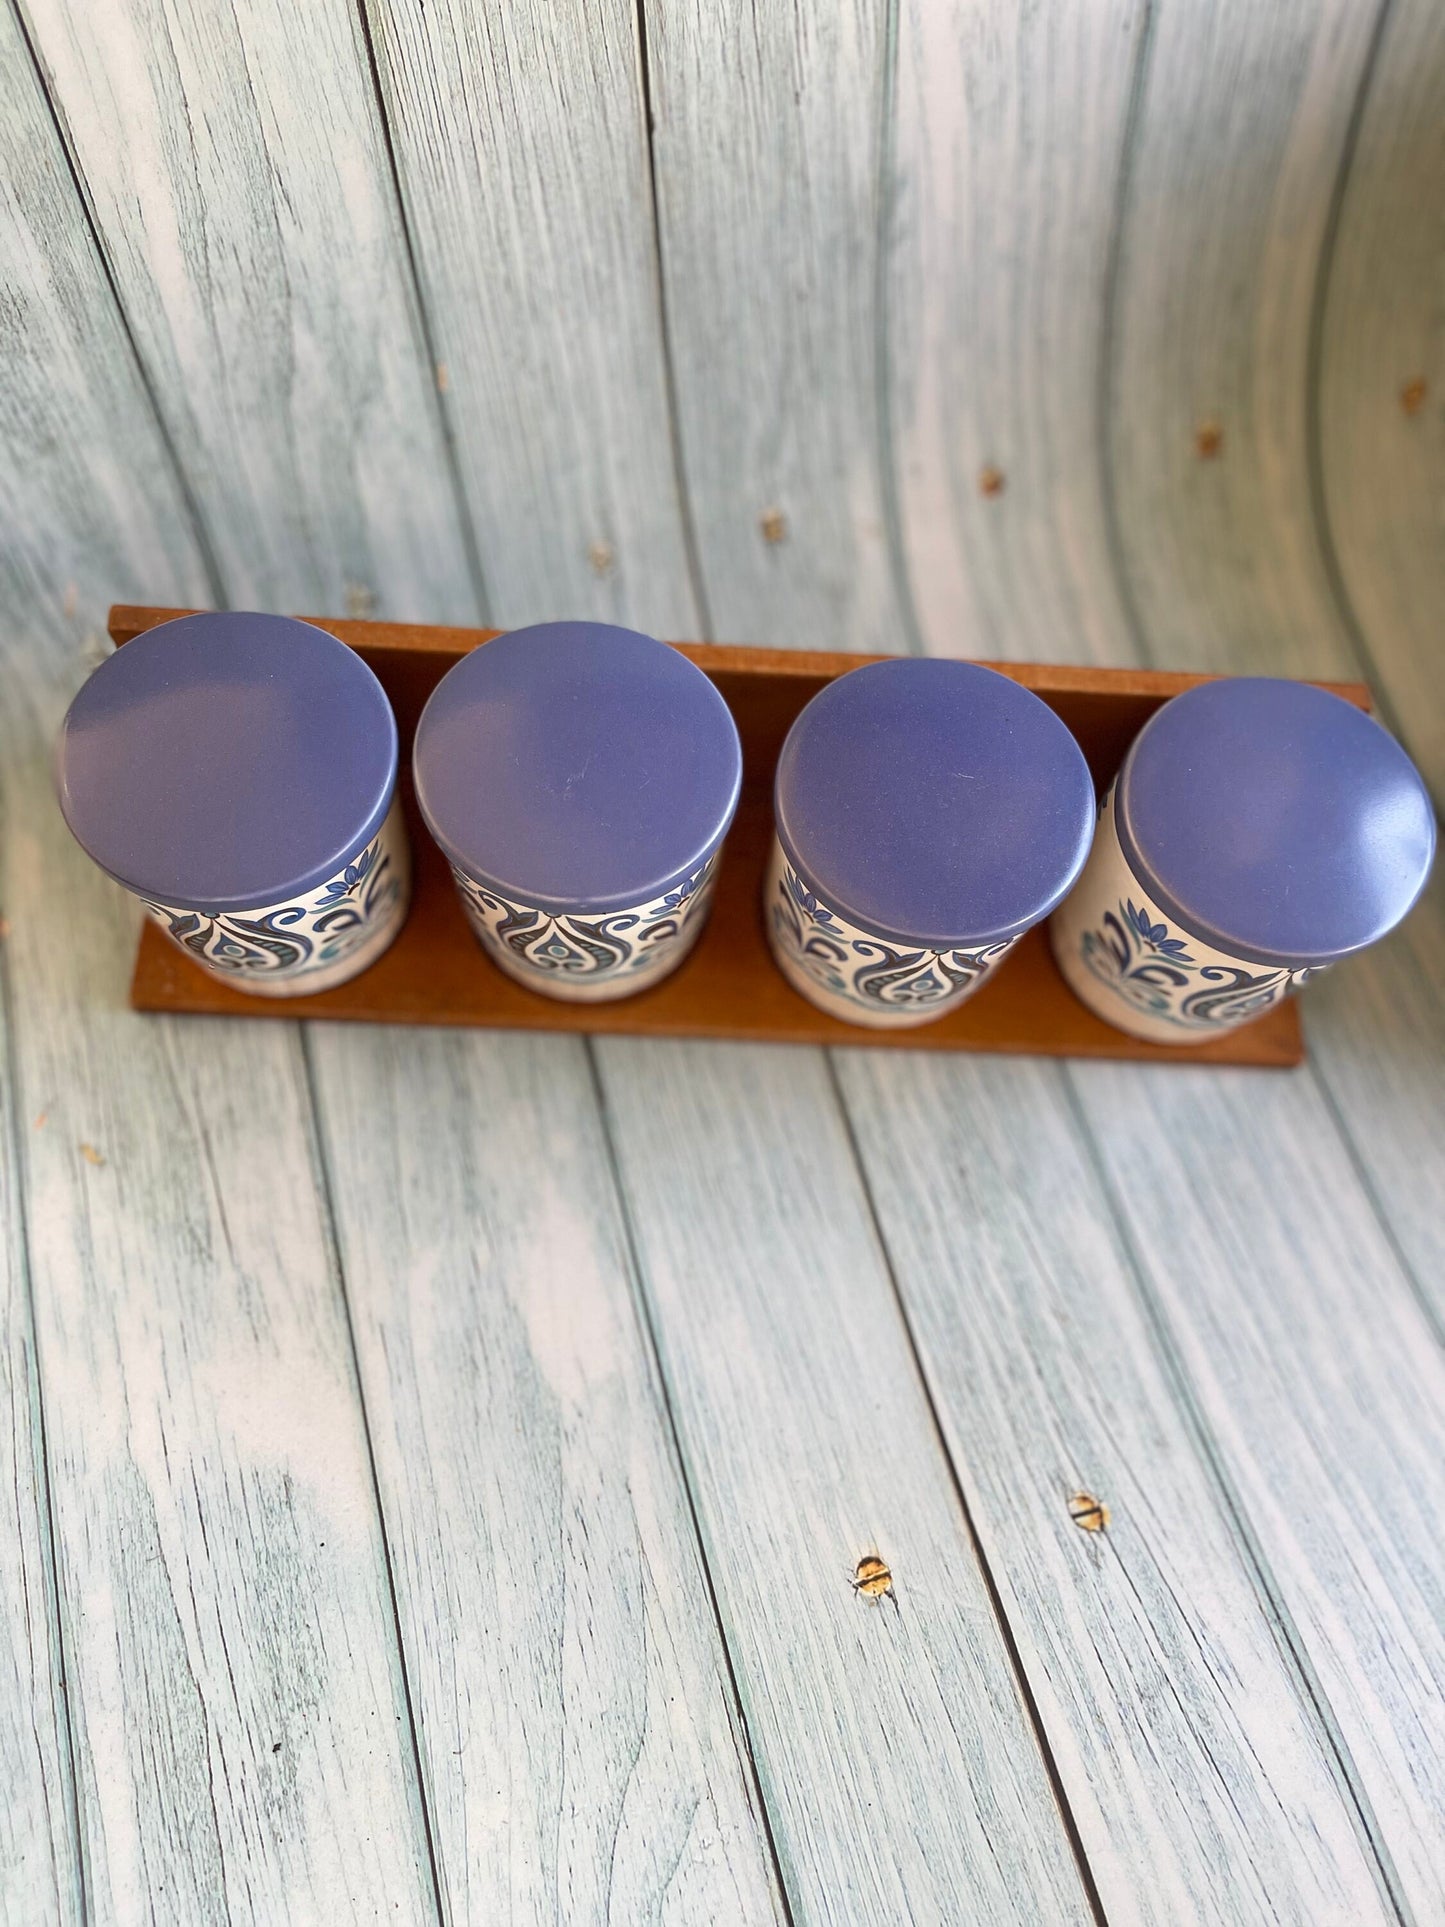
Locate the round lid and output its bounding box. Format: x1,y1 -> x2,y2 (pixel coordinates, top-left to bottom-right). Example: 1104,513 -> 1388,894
1117,677 -> 1436,966
413,621 -> 742,913
774,658 -> 1096,948
55,611 -> 398,913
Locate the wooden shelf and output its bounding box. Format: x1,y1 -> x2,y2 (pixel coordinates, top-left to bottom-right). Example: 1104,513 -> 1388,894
111,606 -> 1372,1065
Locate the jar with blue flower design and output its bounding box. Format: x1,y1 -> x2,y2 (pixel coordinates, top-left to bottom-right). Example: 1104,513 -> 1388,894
413,620 -> 742,1002
767,658 -> 1096,1027
56,611 -> 410,995
1050,677 -> 1436,1042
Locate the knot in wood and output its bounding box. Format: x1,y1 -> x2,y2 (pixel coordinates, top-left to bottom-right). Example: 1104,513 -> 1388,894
1400,377 -> 1427,417
852,1553 -> 894,1600
1068,1492 -> 1109,1532
1194,419 -> 1223,459
759,507 -> 787,544
978,464 -> 1005,498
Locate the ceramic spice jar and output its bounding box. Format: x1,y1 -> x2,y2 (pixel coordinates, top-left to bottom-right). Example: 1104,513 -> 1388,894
767,657 -> 1096,1027
413,620 -> 742,1001
55,611 -> 411,995
1050,677 -> 1436,1042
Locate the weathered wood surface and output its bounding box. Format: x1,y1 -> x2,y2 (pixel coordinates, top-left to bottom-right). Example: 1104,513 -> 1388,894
1305,883 -> 1445,1336
307,1024 -> 784,1923
1069,1060 -> 1445,1920
1,0 -> 1443,1919
837,1048 -> 1394,1924
0,869 -> 79,1925
1316,0 -> 1445,798
1106,0 -> 1380,679
646,0 -> 906,653
888,0 -> 1141,664
364,0 -> 699,634
0,17 -> 207,1919
0,2 -> 210,632
21,0 -> 477,621
593,1039 -> 1096,1925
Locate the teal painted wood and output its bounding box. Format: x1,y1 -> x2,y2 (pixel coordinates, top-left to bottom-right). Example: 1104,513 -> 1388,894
0,899 -> 79,1924
1316,0 -> 1445,800
836,1049 -> 1394,1923
306,1025 -> 785,1924
21,0 -> 478,621
1,647 -> 439,1925
1068,1059 -> 1445,1921
888,0 -> 1141,664
0,4 -> 209,636
363,0 -> 700,636
1304,883 -> 1445,1337
646,0 -> 909,653
0,17 -> 209,1919
594,1038 -> 1096,1924
1106,0 -> 1380,678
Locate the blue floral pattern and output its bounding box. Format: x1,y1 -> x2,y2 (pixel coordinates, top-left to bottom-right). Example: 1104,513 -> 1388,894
1055,784 -> 1324,1036
766,841 -> 1016,1022
143,804 -> 409,993
452,853 -> 719,998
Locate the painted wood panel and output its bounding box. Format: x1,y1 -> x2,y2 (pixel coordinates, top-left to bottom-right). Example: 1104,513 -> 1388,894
364,0 -> 698,635
837,1048 -> 1393,1923
0,926 -> 80,1924
307,1024 -> 784,1924
1069,1058 -> 1445,1920
1107,0 -> 1380,677
0,4 -> 210,636
888,0 -> 1141,664
0,650 -> 437,1923
21,0 -> 477,620
646,0 -> 908,653
1316,0 -> 1445,799
594,1038 -> 1094,1923
1304,883 -> 1445,1336
0,19 -> 211,1919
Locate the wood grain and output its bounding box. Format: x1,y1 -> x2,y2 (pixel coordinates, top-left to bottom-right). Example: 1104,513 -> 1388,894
0,5 -> 209,638
1316,0 -> 1445,799
888,0 -> 1142,664
307,1024 -> 784,1923
1,648 -> 438,1923
0,21 -> 208,1919
0,892 -> 80,1924
837,1048 -> 1394,1923
363,0 -> 699,634
646,0 -> 909,652
594,1038 -> 1096,1923
1107,0 -> 1380,677
1304,878 -> 1445,1336
21,0 -> 477,620
1069,1057 -> 1445,1920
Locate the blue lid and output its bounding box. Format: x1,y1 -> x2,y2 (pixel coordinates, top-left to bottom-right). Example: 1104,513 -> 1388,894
1118,678 -> 1435,966
774,658 -> 1096,947
413,621 -> 742,913
55,611 -> 398,913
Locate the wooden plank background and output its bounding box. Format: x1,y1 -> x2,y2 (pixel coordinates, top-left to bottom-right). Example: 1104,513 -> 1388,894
1,0 -> 1441,1920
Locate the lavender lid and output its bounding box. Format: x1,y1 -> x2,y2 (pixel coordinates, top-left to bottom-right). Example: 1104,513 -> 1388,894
55,611 -> 398,914
413,621 -> 742,914
774,658 -> 1096,948
1117,677 -> 1435,966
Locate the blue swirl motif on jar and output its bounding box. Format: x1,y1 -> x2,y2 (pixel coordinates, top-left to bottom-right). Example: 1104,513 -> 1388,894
143,825 -> 404,980
771,858 -> 1014,1014
1078,894 -> 1322,1029
452,855 -> 719,987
